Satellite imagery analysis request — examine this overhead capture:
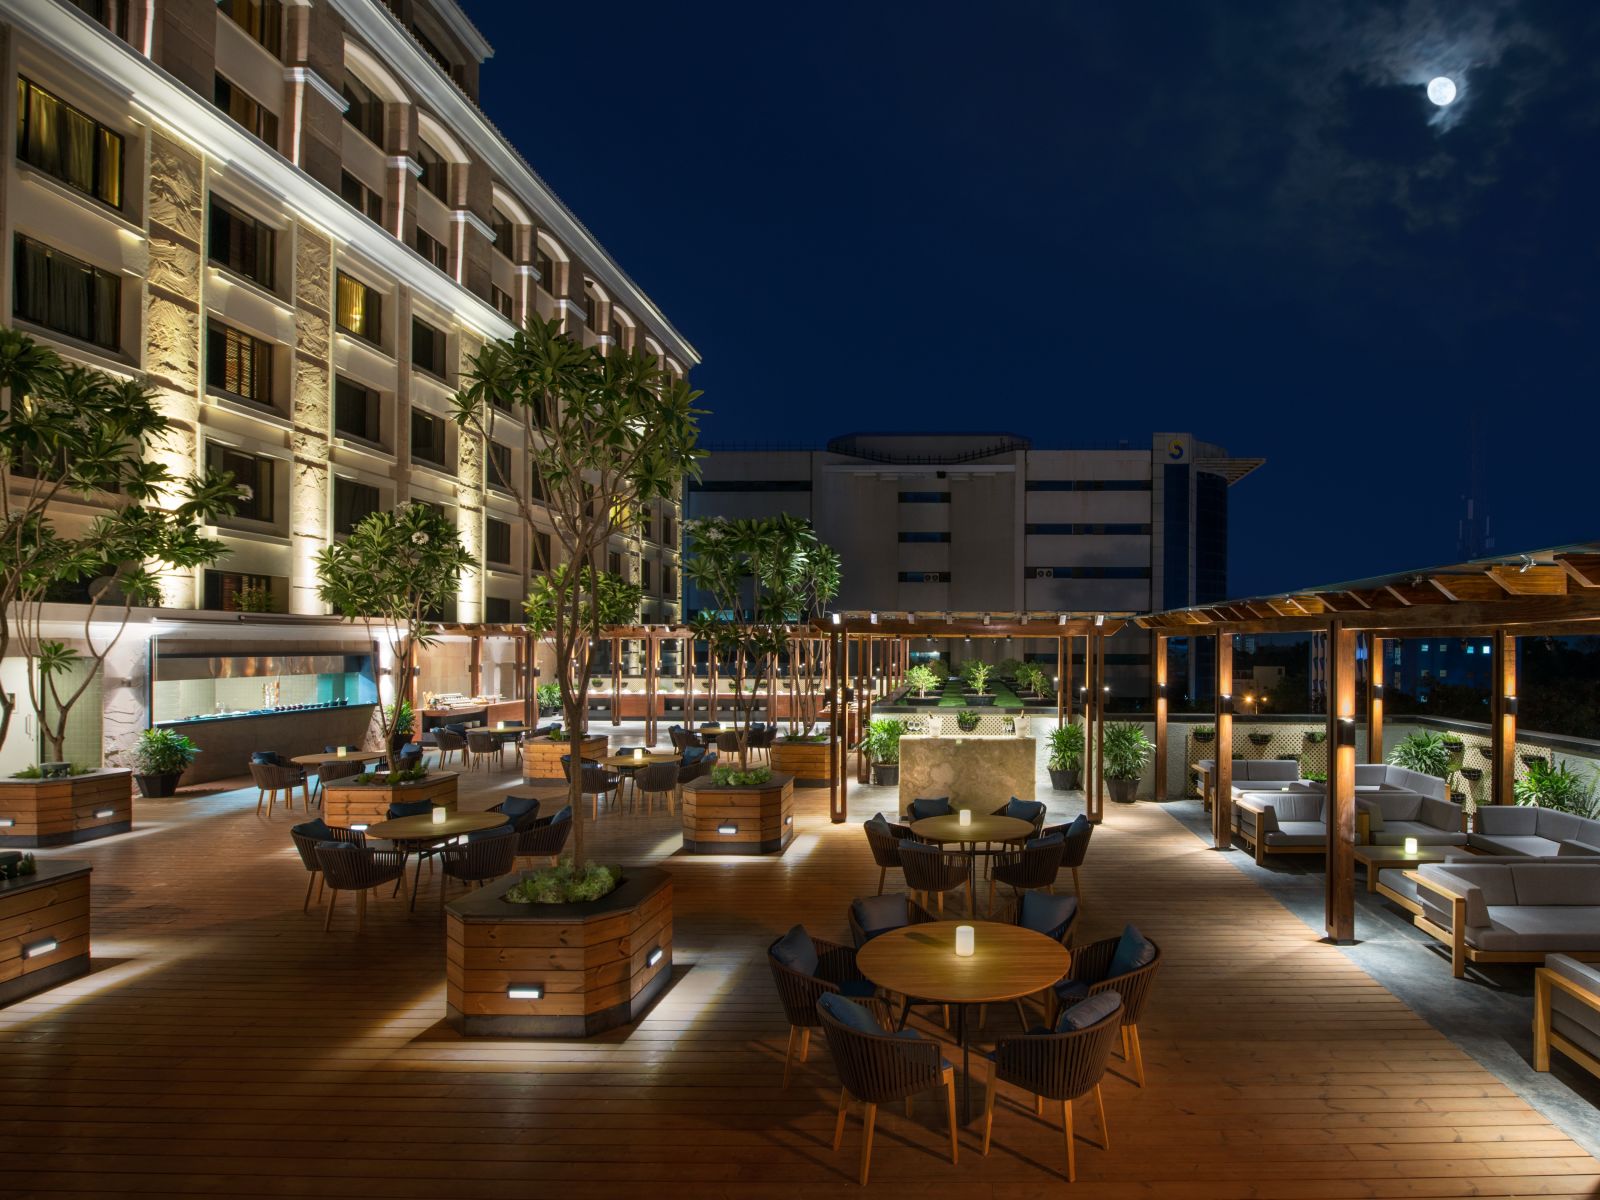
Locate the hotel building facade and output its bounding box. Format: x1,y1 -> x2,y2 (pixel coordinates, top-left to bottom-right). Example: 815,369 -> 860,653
0,0 -> 695,771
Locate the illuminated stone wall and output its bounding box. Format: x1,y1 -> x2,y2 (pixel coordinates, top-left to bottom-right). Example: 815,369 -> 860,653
454,329 -> 485,623
290,228 -> 334,614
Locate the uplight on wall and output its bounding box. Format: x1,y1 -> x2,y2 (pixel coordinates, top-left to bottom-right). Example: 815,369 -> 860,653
1218,694 -> 1233,714
93,809 -> 114,819
1337,717 -> 1357,747
508,984 -> 544,1000
22,937 -> 57,959
1505,695 -> 1519,716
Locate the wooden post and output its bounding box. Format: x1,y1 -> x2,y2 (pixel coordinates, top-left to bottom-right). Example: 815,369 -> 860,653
1066,632 -> 1075,722
683,633 -> 694,727
1089,633 -> 1105,823
1490,628 -> 1516,808
1325,618 -> 1357,943
611,636 -> 621,726
1213,632 -> 1233,851
832,628 -> 848,822
857,636 -> 871,785
1055,636 -> 1065,728
521,631 -> 535,730
468,634 -> 482,697
1153,634 -> 1168,802
644,633 -> 657,745
1365,635 -> 1386,764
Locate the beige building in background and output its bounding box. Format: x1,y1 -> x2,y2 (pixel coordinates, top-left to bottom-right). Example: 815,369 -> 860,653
0,0 -> 696,770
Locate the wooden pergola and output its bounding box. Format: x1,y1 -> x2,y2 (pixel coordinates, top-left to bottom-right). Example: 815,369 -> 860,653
809,612 -> 1140,824
1135,541 -> 1600,943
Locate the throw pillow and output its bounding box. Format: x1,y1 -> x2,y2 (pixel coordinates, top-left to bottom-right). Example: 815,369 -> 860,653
771,924 -> 819,977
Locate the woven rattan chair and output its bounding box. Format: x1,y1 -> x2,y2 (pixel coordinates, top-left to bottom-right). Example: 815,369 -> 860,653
1040,816 -> 1095,908
906,796 -> 952,822
846,892 -> 936,949
991,798 -> 1048,834
515,807 -> 573,865
1053,933 -> 1162,1086
766,926 -> 881,1088
863,814 -> 914,895
898,839 -> 973,916
635,761 -> 680,815
251,759 -> 307,817
289,820 -> 365,910
749,724 -> 777,763
995,891 -> 1081,1029
715,730 -> 743,757
433,728 -> 467,768
987,834 -> 1066,915
817,993 -> 958,1186
314,843 -> 407,932
490,794 -> 542,830
982,994 -> 1123,1181
464,728 -> 504,771
439,827 -> 518,901
313,757 -> 363,805
669,727 -> 698,753
568,762 -> 619,819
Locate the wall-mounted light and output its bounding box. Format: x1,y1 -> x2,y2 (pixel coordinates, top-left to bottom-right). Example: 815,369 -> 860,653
830,612 -> 841,626
1157,682 -> 1168,697
646,947 -> 664,967
1218,693 -> 1233,714
93,809 -> 115,819
717,822 -> 738,835
508,984 -> 544,1000
869,611 -> 879,625
1372,683 -> 1383,698
1505,695 -> 1518,716
982,613 -> 991,626
784,814 -> 793,826
22,937 -> 57,959
1337,717 -> 1357,747
0,817 -> 13,828
1094,614 -> 1105,628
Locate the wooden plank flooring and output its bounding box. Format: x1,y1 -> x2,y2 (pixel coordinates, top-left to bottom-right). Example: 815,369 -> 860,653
1,767 -> 1597,1198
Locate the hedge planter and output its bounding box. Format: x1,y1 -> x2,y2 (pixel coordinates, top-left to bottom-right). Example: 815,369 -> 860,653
1049,767 -> 1081,792
523,735 -> 608,782
0,770 -> 133,847
0,859 -> 92,1006
962,694 -> 996,707
446,867 -> 673,1038
1192,731 -> 1215,744
870,763 -> 899,787
322,772 -> 459,827
770,740 -> 834,788
905,697 -> 938,707
1106,777 -> 1139,805
681,772 -> 795,855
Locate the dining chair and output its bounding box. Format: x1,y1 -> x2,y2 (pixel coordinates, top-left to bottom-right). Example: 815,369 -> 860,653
385,797 -> 434,820
998,890 -> 1081,1029
847,893 -> 948,1030
514,806 -> 572,866
490,794 -> 542,829
314,842 -> 407,932
250,758 -> 307,817
982,991 -> 1123,1182
992,797 -> 1047,834
432,727 -> 468,768
574,763 -> 620,819
439,827 -> 518,902
635,761 -> 681,815
289,819 -> 364,910
906,796 -> 952,822
898,839 -> 973,916
863,812 -> 914,895
988,832 -> 1066,916
766,924 -> 880,1088
817,992 -> 958,1186
313,754 -> 362,805
1041,815 -> 1095,908
1051,925 -> 1161,1086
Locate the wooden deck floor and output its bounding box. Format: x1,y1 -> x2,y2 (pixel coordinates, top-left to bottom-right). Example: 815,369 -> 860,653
3,768 -> 1597,1198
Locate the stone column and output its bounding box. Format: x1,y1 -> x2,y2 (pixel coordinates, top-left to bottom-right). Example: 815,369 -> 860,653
454,330 -> 485,623
289,228 -> 333,614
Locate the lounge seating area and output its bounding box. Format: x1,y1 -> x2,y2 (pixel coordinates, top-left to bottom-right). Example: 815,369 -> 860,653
1471,804 -> 1600,858
1412,860 -> 1600,978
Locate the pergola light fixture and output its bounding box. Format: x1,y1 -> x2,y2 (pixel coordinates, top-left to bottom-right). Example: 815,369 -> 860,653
1058,614 -> 1068,626
830,612 -> 840,626
982,613 -> 991,626
1337,717 -> 1357,747
869,611 -> 879,625
1094,614 -> 1105,628
1505,695 -> 1518,715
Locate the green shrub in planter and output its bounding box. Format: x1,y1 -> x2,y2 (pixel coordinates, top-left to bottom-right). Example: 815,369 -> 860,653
503,861 -> 623,904
956,710 -> 981,733
132,728 -> 199,797
904,665 -> 939,699
1387,730 -> 1451,779
1514,759 -> 1599,818
1103,723 -> 1153,803
1047,723 -> 1085,790
710,764 -> 773,787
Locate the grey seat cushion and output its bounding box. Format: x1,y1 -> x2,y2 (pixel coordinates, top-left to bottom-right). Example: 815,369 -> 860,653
1470,833 -> 1564,858
1371,821 -> 1467,847
1534,809 -> 1583,845
1473,907 -> 1600,952
1265,821 -> 1327,847
1559,840 -> 1600,858
1548,955 -> 1600,1063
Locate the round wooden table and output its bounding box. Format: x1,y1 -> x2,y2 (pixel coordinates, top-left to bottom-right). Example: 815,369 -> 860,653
289,751 -> 385,768
911,814 -> 1036,846
600,751 -> 680,769
857,920 -> 1071,1124
365,811 -> 509,910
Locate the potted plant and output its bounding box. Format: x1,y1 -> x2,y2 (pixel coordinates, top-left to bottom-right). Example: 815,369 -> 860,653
904,664 -> 939,706
1047,722 -> 1085,791
864,717 -> 906,786
1514,759 -> 1599,818
1192,724 -> 1215,744
1248,731 -> 1272,747
536,682 -> 561,715
131,728 -> 199,798
1387,730 -> 1452,780
1303,729 -> 1326,744
1103,722 -> 1153,804
956,709 -> 981,733
962,661 -> 995,706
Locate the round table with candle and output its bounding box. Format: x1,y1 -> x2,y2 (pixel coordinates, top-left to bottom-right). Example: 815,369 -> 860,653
856,920 -> 1071,1124
364,810 -> 509,910
289,750 -> 386,769
911,813 -> 1037,916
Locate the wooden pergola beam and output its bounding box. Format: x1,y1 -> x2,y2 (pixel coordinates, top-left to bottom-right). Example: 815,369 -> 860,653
1558,554 -> 1600,589
1488,565 -> 1567,596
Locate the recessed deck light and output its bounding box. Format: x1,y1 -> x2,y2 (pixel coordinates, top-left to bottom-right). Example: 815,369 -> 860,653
717,823 -> 737,835
646,947 -> 664,967
508,985 -> 544,1000
23,938 -> 57,959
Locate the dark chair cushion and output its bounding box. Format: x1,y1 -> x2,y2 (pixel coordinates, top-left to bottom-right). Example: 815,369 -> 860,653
444,723 -> 467,737
250,751 -> 281,765
864,813 -> 892,838
1025,832 -> 1065,851
500,795 -> 541,819
549,806 -> 572,825
466,820 -> 513,842
1106,923 -> 1157,978
818,992 -> 881,1034
839,978 -> 878,999
851,893 -> 910,940
1055,990 -> 1122,1033
1019,891 -> 1078,939
1052,979 -> 1092,1004
1004,797 -> 1046,823
771,924 -> 819,977
293,818 -> 332,841
1066,814 -> 1092,839
387,799 -> 433,819
316,839 -> 357,852
908,797 -> 952,820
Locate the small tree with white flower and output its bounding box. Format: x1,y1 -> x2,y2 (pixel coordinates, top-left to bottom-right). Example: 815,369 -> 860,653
316,503 -> 475,771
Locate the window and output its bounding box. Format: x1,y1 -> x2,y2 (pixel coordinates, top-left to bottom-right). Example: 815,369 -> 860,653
341,74 -> 383,145
204,569 -> 281,613
608,552 -> 622,577
898,491 -> 949,504
208,196 -> 275,288
333,477 -> 381,535
898,571 -> 952,583
415,227 -> 448,271
340,170 -> 383,223
213,74 -> 277,145
662,565 -> 676,597
490,208 -> 515,259
416,140 -> 448,202
1023,565 -> 1151,579
485,517 -> 512,566
534,246 -> 555,293
13,234 -> 119,350
492,285 -> 513,321
217,0 -> 281,54
899,531 -> 951,543
640,560 -> 652,592
483,596 -> 512,623
205,443 -> 274,522
335,272 -> 381,343
1025,479 -> 1151,492
608,315 -> 625,348
410,410 -> 447,466
333,376 -> 381,443
206,321 -> 273,405
533,531 -> 551,571
583,282 -> 602,332
486,441 -> 511,490
15,78 -> 123,208
411,316 -> 446,377
1025,523 -> 1152,536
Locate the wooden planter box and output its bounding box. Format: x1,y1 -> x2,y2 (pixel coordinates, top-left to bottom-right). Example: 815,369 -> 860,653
0,859 -> 91,1006
522,736 -> 607,782
770,740 -> 834,787
681,772 -> 795,855
0,770 -> 132,847
446,867 -> 673,1037
322,772 -> 459,827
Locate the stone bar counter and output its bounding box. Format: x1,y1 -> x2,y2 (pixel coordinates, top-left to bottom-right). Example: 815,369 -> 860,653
897,734 -> 1036,815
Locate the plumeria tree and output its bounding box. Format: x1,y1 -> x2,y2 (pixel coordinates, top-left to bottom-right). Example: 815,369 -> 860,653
0,329 -> 241,764
455,316 -> 702,862
523,565 -> 642,713
316,503 -> 475,771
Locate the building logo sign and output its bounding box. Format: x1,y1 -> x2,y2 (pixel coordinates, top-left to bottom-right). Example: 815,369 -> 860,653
1166,437 -> 1190,462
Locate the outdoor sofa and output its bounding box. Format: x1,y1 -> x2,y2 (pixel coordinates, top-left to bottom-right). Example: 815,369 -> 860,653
1412,859 -> 1600,978
1469,805 -> 1600,859
1534,954 -> 1600,1083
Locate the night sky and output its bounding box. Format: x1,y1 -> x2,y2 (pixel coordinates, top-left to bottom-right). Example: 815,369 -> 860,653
468,1 -> 1600,598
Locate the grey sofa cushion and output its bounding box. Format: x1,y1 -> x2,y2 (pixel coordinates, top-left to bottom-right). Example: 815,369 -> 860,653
1547,955 -> 1600,1063
1267,821 -> 1328,847
1372,821 -> 1467,848
1470,833 -> 1564,858
1473,908 -> 1600,952
1512,864 -> 1600,906
1354,764 -> 1388,789
1558,840 -> 1600,858
1534,809 -> 1582,844
1247,760 -> 1300,783
1476,806 -> 1537,836
1359,792 -> 1422,823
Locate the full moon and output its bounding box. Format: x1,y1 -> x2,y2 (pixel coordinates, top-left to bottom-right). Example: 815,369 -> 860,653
1427,76 -> 1458,106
